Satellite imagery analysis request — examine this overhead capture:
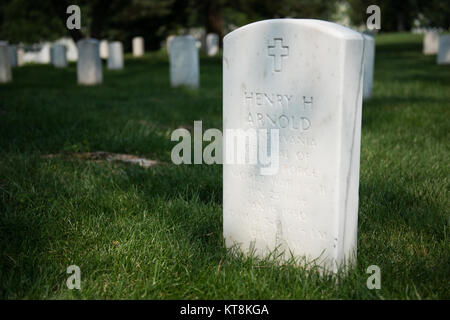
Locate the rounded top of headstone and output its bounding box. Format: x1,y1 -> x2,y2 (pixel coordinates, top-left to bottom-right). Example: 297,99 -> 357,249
224,19 -> 363,42
0,40 -> 9,46
172,35 -> 197,46
174,35 -> 196,40
77,38 -> 99,45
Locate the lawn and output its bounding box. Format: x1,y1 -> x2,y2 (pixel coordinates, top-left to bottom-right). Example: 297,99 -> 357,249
0,33 -> 448,299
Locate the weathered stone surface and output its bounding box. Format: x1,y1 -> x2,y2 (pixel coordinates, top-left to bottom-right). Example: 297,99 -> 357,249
437,35 -> 450,64
77,39 -> 102,85
99,40 -> 109,59
51,44 -> 67,68
362,33 -> 375,99
423,31 -> 439,55
8,45 -> 17,67
169,36 -> 199,88
0,41 -> 12,83
223,19 -> 364,273
56,37 -> 78,61
107,41 -> 124,70
132,37 -> 144,57
206,33 -> 219,56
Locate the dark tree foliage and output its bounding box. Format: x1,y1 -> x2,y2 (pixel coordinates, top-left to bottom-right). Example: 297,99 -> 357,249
346,0 -> 450,31
0,0 -> 338,48
0,0 -> 65,43
1,0 -> 448,49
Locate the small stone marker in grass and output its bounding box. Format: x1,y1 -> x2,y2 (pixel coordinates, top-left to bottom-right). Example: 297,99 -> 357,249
77,38 -> 102,85
132,36 -> 144,57
8,45 -> 17,67
0,41 -> 12,83
107,41 -> 124,70
170,35 -> 199,88
206,33 -> 219,56
51,44 -> 67,68
437,35 -> 450,64
423,31 -> 439,55
99,40 -> 109,59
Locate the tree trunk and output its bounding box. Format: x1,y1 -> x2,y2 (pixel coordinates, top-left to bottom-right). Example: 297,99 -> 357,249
205,0 -> 223,46
397,12 -> 405,31
89,0 -> 111,39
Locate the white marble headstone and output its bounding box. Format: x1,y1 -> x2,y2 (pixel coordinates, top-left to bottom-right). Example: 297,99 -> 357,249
169,35 -> 199,88
0,41 -> 12,83
77,39 -> 102,85
223,19 -> 364,273
107,41 -> 124,70
8,45 -> 17,67
56,37 -> 78,61
99,40 -> 109,59
132,36 -> 144,57
362,34 -> 375,99
51,44 -> 67,68
23,49 -> 39,64
17,47 -> 24,66
38,42 -> 51,64
23,43 -> 51,64
206,33 -> 219,56
437,35 -> 450,64
423,31 -> 439,55
166,35 -> 175,55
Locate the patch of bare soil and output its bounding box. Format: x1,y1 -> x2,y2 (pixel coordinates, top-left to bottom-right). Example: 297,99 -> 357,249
42,151 -> 159,168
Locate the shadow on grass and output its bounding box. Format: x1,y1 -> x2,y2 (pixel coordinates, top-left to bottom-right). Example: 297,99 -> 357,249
359,179 -> 446,238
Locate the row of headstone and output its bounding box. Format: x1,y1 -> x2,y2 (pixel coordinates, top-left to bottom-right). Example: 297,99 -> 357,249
8,41 -> 70,65
223,19 -> 365,273
423,31 -> 450,64
4,36 -> 141,69
412,27 -> 444,34
48,39 -> 124,73
21,42 -> 51,64
166,33 -> 220,57
77,39 -> 125,85
166,30 -> 375,97
0,38 -> 125,85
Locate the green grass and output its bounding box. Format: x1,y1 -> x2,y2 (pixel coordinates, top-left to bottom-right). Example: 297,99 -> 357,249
0,33 -> 449,299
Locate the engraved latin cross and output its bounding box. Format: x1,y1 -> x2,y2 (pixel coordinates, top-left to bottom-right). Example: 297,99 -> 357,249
268,38 -> 289,72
